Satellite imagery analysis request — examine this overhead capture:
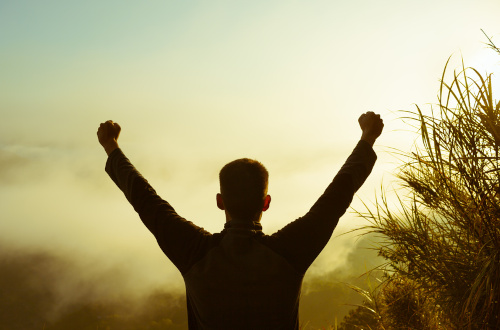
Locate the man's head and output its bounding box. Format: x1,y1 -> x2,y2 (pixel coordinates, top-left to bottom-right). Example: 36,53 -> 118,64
217,158 -> 271,222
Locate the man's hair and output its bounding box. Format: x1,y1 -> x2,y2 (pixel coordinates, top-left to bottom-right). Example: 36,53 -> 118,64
219,158 -> 269,220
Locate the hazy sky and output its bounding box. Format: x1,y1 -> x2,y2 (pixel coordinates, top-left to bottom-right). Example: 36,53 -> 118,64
1,0 -> 500,326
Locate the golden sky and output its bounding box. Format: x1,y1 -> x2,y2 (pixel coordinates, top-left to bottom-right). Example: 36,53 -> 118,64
1,0 -> 500,325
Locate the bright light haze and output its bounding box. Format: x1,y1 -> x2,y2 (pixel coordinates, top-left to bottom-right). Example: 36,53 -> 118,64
1,0 -> 499,325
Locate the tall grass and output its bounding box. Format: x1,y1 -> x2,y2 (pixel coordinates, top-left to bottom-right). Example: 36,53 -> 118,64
357,56 -> 500,329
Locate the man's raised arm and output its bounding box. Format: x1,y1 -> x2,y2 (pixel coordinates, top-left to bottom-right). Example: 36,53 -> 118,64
97,121 -> 208,273
269,112 -> 383,273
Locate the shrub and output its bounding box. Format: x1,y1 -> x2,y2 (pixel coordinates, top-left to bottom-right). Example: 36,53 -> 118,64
358,43 -> 500,328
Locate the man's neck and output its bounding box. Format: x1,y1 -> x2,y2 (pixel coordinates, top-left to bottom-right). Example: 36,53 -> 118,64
225,211 -> 262,224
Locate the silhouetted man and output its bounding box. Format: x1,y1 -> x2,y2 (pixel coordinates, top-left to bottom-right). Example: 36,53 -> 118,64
97,112 -> 383,329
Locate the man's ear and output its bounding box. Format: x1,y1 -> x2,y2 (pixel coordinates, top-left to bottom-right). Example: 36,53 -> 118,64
216,193 -> 225,210
262,195 -> 271,212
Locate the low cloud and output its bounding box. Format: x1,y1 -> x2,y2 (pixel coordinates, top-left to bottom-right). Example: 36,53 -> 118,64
0,147 -> 43,185
0,242 -> 188,329
0,232 -> 384,329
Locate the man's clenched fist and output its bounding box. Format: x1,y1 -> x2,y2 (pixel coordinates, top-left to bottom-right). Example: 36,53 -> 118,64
97,120 -> 121,155
359,112 -> 383,146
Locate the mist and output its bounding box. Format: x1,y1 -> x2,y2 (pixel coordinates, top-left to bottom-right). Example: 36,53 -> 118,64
0,242 -> 188,329
0,231 -> 383,329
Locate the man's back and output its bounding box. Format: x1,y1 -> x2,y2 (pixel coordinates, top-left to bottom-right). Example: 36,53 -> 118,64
184,224 -> 302,329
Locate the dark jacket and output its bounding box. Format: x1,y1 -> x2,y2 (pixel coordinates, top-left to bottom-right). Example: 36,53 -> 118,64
105,140 -> 377,329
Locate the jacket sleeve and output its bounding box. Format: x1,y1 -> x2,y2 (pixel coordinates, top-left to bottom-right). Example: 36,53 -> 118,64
105,148 -> 210,273
269,140 -> 377,273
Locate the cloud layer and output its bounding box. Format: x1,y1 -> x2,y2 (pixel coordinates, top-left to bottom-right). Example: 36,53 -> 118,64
0,232 -> 383,329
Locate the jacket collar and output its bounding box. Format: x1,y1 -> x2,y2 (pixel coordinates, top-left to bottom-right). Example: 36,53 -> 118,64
224,219 -> 262,232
